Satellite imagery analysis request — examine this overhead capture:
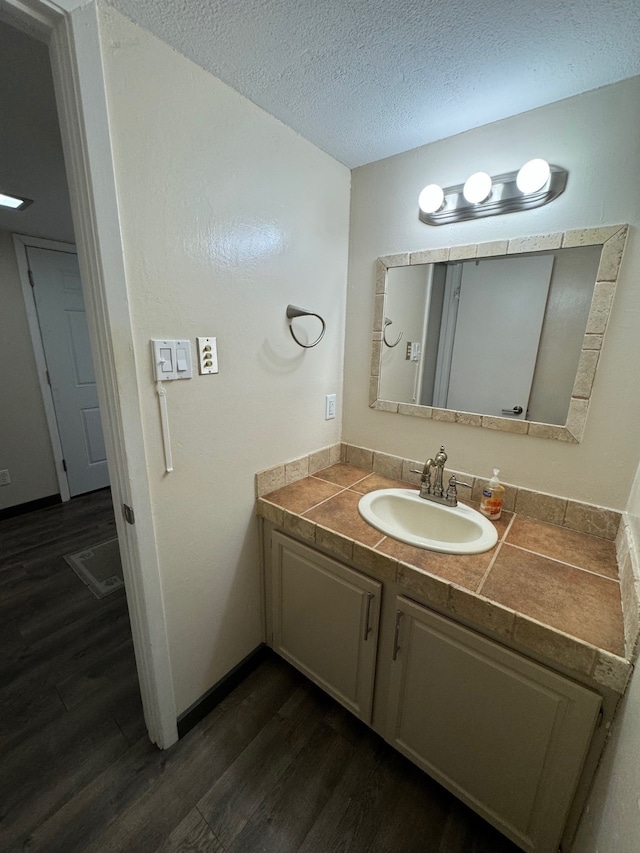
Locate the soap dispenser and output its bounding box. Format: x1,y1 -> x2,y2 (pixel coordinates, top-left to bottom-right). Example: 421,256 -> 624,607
480,469 -> 505,520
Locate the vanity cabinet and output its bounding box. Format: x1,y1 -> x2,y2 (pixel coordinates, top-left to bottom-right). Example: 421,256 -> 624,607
387,596 -> 601,853
270,531 -> 381,723
264,529 -> 603,853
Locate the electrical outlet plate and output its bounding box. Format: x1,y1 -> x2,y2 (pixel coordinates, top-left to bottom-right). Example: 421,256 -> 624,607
325,393 -> 336,420
0,469 -> 10,486
197,337 -> 219,375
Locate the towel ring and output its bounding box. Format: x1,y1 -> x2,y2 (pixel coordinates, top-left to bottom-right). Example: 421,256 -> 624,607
286,304 -> 326,348
383,318 -> 403,348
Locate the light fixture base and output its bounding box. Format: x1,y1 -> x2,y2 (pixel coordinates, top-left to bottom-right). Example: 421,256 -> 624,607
418,165 -> 567,226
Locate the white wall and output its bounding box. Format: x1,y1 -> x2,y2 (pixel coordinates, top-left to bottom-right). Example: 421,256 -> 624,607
345,77 -> 640,509
0,231 -> 58,509
96,5 -> 350,714
575,457 -> 640,852
379,265 -> 427,403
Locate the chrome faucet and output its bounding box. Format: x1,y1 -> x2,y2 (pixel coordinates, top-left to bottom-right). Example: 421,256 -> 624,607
432,445 -> 447,497
411,445 -> 471,507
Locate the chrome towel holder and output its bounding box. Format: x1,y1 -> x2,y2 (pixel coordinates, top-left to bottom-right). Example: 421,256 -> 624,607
286,304 -> 326,348
383,318 -> 403,347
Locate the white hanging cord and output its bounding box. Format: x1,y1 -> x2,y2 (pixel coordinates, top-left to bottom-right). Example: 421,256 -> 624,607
156,380 -> 174,473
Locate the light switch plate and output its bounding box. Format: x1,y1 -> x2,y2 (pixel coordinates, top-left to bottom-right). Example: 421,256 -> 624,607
197,337 -> 219,375
150,340 -> 193,380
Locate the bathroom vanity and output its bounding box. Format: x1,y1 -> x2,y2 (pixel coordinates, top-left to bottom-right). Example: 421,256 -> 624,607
256,456 -> 633,853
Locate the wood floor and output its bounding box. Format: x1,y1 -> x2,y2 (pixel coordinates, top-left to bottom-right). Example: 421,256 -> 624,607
0,490 -> 521,853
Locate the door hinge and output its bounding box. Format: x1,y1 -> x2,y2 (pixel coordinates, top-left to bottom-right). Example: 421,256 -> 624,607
596,707 -> 604,729
45,370 -> 51,387
28,268 -> 35,288
61,459 -> 67,472
123,504 -> 135,525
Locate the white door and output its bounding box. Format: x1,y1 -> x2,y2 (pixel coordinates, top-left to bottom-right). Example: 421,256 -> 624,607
446,255 -> 554,418
27,246 -> 110,496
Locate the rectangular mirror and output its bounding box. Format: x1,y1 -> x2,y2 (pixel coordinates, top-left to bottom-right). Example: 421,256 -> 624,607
370,226 -> 627,442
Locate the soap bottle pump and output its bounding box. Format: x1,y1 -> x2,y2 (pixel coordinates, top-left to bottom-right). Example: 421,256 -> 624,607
480,468 -> 505,520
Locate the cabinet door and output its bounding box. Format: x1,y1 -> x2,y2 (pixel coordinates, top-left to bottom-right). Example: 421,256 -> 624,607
271,532 -> 381,723
387,596 -> 601,853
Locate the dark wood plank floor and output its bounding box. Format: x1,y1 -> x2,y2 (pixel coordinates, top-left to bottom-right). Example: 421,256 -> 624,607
0,490 -> 520,853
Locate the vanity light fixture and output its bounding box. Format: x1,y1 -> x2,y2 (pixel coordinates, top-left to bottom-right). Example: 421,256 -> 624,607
0,191 -> 32,210
418,159 -> 567,226
463,171 -> 492,204
516,158 -> 551,194
417,184 -> 445,215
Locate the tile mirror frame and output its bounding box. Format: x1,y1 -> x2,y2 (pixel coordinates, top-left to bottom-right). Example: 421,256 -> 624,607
369,225 -> 628,442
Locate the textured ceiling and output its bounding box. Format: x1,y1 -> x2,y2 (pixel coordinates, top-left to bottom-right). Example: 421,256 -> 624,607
105,0 -> 640,167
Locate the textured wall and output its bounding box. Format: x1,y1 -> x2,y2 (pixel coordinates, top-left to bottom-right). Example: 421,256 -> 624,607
344,77 -> 640,508
575,457 -> 640,852
97,5 -> 350,713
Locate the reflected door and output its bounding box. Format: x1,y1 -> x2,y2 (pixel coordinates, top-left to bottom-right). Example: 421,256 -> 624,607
27,246 -> 109,496
446,255 -> 554,418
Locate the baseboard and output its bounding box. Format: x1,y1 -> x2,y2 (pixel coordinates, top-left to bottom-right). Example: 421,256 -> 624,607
0,494 -> 61,521
177,643 -> 270,739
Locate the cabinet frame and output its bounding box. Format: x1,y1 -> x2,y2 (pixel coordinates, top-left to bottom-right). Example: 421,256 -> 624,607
262,523 -> 611,853
387,596 -> 602,853
270,531 -> 381,723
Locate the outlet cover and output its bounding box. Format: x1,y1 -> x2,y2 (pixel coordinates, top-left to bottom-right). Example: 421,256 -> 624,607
325,394 -> 336,420
196,336 -> 219,374
0,469 -> 10,486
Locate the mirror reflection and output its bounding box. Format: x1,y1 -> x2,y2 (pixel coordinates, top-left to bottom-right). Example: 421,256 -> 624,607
380,246 -> 601,425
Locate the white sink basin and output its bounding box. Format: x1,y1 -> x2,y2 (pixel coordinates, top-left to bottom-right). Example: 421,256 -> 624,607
358,489 -> 498,555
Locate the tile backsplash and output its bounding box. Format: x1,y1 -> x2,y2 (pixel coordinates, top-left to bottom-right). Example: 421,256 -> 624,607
256,441 -> 640,655
257,442 -> 621,539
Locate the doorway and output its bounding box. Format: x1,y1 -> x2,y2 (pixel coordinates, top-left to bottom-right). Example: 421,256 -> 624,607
14,235 -> 110,499
0,0 -> 178,748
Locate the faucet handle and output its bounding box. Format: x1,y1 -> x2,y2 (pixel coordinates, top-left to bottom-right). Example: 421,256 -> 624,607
446,475 -> 472,505
449,475 -> 471,489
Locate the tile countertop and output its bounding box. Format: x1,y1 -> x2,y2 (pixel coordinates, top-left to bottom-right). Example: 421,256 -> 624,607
257,463 -> 633,695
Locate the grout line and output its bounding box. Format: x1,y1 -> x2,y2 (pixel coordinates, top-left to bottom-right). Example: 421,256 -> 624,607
273,468 -> 393,519
348,472 -> 377,487
476,513 -> 515,595
310,471 -> 372,489
502,542 -> 621,583
476,543 -> 503,595
297,483 -> 352,514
